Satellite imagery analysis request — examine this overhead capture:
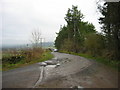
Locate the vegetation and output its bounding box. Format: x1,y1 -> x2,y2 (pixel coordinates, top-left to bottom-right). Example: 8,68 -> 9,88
98,2 -> 120,60
55,6 -> 96,53
31,30 -> 42,48
60,51 -> 120,71
2,29 -> 54,71
55,4 -> 120,70
2,49 -> 53,71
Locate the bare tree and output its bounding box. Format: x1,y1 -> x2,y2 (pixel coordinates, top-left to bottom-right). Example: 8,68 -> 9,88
31,29 -> 42,48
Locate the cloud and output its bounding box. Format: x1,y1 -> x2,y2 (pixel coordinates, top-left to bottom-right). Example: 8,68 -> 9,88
2,0 -> 101,45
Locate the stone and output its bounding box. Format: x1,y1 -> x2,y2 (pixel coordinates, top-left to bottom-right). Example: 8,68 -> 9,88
55,63 -> 60,68
39,62 -> 47,66
45,61 -> 56,65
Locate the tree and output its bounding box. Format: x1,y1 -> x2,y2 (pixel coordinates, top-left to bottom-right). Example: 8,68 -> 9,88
55,5 -> 96,53
31,30 -> 42,48
24,29 -> 44,63
98,2 -> 120,60
65,6 -> 83,39
55,25 -> 68,50
64,5 -> 84,52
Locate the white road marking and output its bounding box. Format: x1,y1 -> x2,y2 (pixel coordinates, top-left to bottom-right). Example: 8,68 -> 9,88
33,66 -> 44,88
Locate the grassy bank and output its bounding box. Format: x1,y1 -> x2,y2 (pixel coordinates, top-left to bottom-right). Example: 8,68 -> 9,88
60,51 -> 120,71
2,51 -> 54,71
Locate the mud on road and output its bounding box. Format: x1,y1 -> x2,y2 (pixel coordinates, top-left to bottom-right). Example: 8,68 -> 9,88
2,52 -> 118,88
37,52 -> 118,88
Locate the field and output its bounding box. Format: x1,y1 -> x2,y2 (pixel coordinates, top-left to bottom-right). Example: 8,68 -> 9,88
2,48 -> 53,71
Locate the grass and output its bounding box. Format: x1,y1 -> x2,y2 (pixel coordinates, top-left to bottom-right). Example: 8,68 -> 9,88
0,64 -> 2,71
60,51 -> 120,71
28,51 -> 54,64
2,53 -> 11,58
2,51 -> 54,71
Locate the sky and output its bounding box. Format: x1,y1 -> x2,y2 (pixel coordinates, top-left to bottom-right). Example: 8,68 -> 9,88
1,0 -> 101,46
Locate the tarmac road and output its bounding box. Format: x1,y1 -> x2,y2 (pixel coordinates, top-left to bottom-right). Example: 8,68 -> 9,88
2,63 -> 41,88
2,52 -> 119,88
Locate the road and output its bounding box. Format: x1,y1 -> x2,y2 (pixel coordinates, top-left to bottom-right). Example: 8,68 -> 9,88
2,52 -> 118,88
2,63 -> 40,88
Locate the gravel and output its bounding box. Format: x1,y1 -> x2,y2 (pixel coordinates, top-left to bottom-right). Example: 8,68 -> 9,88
37,52 -> 118,88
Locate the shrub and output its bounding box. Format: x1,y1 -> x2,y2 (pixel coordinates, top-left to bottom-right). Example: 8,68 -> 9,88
84,33 -> 105,56
23,47 -> 44,63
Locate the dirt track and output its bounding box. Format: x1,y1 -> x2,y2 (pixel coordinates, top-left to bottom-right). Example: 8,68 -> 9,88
37,52 -> 118,88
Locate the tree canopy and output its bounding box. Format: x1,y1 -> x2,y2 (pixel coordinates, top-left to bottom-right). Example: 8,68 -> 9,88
55,5 -> 96,53
55,4 -> 120,61
98,2 -> 120,60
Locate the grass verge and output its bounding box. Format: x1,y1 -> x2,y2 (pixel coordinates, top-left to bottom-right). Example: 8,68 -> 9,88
2,51 -> 54,71
60,51 -> 120,71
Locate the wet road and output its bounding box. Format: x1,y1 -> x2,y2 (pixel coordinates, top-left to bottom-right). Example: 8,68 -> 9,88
38,52 -> 118,88
2,63 -> 41,88
2,52 -> 118,88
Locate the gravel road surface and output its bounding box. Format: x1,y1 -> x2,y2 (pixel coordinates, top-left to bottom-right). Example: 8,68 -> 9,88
2,52 -> 118,88
37,52 -> 118,88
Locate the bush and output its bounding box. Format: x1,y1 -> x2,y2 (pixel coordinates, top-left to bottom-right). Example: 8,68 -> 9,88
60,39 -> 74,52
2,50 -> 25,64
84,33 -> 105,56
23,47 -> 44,63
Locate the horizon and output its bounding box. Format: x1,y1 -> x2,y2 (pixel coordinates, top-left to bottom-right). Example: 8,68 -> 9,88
2,41 -> 54,48
1,0 -> 101,46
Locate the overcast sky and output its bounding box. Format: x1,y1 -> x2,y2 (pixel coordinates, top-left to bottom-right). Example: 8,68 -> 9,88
1,0 -> 101,45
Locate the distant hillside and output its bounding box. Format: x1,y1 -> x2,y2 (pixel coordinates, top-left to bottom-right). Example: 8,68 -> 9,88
43,42 -> 54,48
2,42 -> 54,50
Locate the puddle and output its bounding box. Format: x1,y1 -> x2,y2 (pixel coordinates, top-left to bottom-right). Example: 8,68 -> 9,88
46,65 -> 56,68
38,62 -> 47,66
53,57 -> 57,60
